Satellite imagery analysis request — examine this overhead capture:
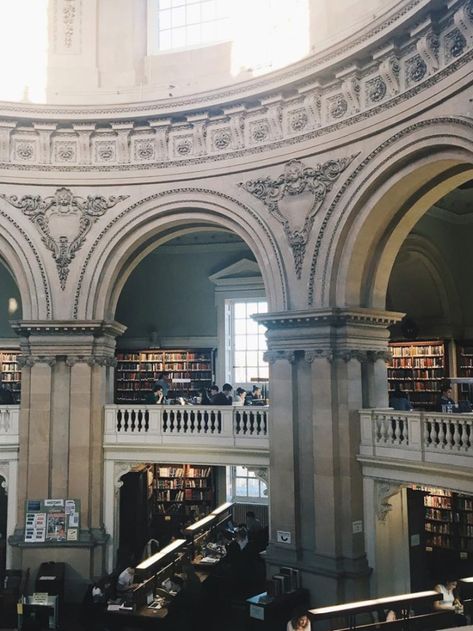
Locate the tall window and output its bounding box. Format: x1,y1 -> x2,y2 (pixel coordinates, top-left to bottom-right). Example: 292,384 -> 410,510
153,0 -> 231,52
230,466 -> 268,503
226,299 -> 268,385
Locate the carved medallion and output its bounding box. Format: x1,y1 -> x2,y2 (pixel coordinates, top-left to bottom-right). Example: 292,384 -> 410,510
0,187 -> 129,289
240,157 -> 356,278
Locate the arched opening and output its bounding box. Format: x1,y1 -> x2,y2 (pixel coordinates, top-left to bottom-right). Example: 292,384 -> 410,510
106,223 -> 271,594
0,257 -> 22,403
335,143 -> 473,596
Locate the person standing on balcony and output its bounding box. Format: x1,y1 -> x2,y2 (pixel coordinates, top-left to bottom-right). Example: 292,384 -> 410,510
154,372 -> 171,397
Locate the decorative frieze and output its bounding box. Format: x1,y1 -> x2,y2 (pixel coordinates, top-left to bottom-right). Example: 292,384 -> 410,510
0,1 -> 468,172
0,187 -> 129,289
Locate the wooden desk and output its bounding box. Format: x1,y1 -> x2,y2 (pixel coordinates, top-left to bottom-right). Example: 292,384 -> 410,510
309,591 -> 442,631
247,589 -> 310,631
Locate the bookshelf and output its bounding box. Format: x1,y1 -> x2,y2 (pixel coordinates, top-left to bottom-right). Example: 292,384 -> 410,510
151,463 -> 215,545
408,486 -> 473,590
0,351 -> 20,403
115,349 -> 214,403
388,341 -> 446,410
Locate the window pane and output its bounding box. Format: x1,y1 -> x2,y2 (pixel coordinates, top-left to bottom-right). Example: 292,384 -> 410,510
172,6 -> 186,26
186,23 -> 200,45
246,335 -> 259,350
246,318 -> 259,334
235,478 -> 247,496
201,20 -> 217,42
234,319 -> 246,335
201,0 -> 216,21
235,367 -> 246,382
172,26 -> 186,47
258,302 -> 268,313
187,3 -> 200,23
159,30 -> 172,50
236,466 -> 247,476
234,303 -> 247,318
171,0 -> 184,6
235,335 -> 247,350
260,481 -> 268,496
248,478 -> 260,497
247,351 -> 258,366
247,302 -> 259,315
235,351 -> 246,367
258,365 -> 269,379
160,0 -> 172,8
159,9 -> 171,29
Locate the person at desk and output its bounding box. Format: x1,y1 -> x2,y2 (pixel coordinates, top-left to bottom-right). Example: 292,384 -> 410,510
116,566 -> 135,593
212,383 -> 233,405
434,578 -> 467,624
145,384 -> 165,404
287,607 -> 311,631
234,387 -> 247,406
389,384 -> 412,411
437,386 -> 456,412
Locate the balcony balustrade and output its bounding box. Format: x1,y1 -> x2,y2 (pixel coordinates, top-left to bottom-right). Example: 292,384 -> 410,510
104,404 -> 269,451
360,408 -> 473,468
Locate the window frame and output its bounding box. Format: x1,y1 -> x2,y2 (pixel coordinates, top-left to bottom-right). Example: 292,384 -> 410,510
227,465 -> 268,505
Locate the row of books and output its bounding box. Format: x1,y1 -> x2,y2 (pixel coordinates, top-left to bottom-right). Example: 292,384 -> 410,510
267,567 -> 301,598
390,358 -> 443,368
155,490 -> 211,501
155,479 -> 208,489
424,496 -> 452,509
391,345 -> 443,357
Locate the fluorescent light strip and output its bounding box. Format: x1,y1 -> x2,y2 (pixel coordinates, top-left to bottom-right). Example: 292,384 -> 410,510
309,591 -> 439,615
185,514 -> 216,532
211,502 -> 233,516
136,538 -> 186,570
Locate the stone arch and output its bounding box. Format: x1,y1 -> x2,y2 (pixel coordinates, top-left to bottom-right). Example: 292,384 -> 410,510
0,214 -> 50,320
312,117 -> 473,309
74,188 -> 287,320
387,233 -> 462,333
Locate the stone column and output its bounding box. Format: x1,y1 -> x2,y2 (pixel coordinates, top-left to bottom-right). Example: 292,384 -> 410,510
254,307 -> 402,604
9,320 -> 125,601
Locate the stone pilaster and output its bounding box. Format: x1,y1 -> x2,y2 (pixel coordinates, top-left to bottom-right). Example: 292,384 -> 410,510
254,307 -> 402,604
9,319 -> 126,601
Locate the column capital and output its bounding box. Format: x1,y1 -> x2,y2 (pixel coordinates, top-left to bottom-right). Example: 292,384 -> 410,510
263,350 -> 296,364
17,355 -> 56,368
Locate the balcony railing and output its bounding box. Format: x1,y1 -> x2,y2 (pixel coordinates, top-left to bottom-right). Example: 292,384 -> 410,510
0,406 -> 19,447
360,408 -> 473,467
104,404 -> 269,451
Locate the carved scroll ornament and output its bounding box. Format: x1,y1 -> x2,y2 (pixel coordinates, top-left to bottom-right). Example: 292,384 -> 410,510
240,157 -> 356,278
0,187 -> 128,289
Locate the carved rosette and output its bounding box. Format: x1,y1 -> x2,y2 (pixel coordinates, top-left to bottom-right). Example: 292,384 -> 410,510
0,187 -> 129,289
239,157 -> 356,278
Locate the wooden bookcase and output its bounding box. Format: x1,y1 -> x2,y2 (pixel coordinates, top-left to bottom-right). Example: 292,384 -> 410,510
115,348 -> 214,403
151,463 -> 215,546
408,487 -> 473,590
388,341 -> 446,410
0,351 -> 20,403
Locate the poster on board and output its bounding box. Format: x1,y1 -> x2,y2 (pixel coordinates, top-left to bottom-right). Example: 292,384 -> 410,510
24,499 -> 80,543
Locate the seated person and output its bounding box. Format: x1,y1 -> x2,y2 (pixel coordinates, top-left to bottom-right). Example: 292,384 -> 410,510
145,384 -> 164,404
251,385 -> 262,400
437,386 -> 456,412
434,578 -> 466,624
116,566 -> 135,593
246,510 -> 262,538
211,383 -> 233,405
287,607 -> 311,631
389,384 -> 412,411
234,387 -> 247,406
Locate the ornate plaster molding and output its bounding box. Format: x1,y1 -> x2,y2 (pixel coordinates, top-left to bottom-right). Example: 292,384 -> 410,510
375,480 -> 402,522
11,320 -> 126,339
66,355 -> 117,367
309,115 -> 473,306
0,188 -> 128,289
302,349 -> 333,363
114,462 -> 133,492
239,158 -> 356,277
368,350 -> 393,363
0,464 -> 8,491
0,2 -> 468,173
17,355 -> 56,368
245,467 -> 269,496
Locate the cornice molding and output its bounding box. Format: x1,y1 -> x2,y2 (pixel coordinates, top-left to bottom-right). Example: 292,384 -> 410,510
253,307 -> 404,330
0,1 -> 468,173
10,320 -> 126,338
